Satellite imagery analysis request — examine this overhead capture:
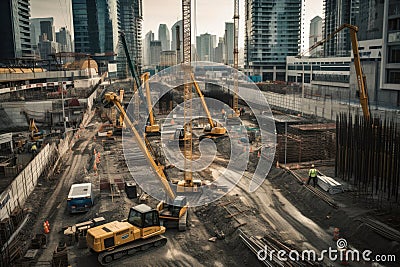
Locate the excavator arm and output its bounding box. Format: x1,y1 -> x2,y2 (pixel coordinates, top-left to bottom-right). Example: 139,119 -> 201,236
297,23 -> 370,120
104,92 -> 176,201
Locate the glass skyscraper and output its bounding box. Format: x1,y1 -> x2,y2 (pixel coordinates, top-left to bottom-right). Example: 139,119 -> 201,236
244,0 -> 301,81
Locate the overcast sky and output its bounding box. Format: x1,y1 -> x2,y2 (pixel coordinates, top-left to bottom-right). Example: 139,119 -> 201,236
31,0 -> 323,50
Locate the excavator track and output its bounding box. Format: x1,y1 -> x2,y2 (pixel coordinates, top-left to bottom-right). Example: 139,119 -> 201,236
97,235 -> 167,266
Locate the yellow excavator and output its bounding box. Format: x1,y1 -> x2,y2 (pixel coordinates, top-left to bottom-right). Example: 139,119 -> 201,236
86,204 -> 167,265
297,23 -> 370,120
87,92 -> 189,264
29,119 -> 44,141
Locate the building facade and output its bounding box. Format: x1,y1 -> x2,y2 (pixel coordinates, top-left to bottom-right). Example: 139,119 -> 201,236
0,0 -> 32,59
309,16 -> 323,57
323,0 -> 360,57
160,50 -> 177,67
150,41 -> 162,66
158,24 -> 171,51
245,0 -> 301,81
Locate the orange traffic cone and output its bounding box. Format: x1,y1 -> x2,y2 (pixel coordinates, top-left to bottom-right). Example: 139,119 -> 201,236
43,222 -> 49,234
257,150 -> 261,158
46,220 -> 50,232
333,228 -> 340,241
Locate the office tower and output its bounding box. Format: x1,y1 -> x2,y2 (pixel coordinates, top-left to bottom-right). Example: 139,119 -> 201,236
0,0 -> 32,58
118,0 -> 143,77
158,24 -> 171,51
171,20 -> 183,61
196,33 -> 216,61
323,0 -> 360,57
150,41 -> 162,65
143,31 -> 155,66
214,37 -> 225,63
245,0 -> 301,81
72,0 -> 119,56
309,16 -> 323,57
225,22 -> 234,65
56,27 -> 73,52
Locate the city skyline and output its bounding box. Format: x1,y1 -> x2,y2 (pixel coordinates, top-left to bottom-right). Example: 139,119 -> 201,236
31,0 -> 323,50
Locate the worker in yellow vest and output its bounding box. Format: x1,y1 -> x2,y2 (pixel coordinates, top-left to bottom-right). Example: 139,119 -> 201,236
31,143 -> 38,157
307,164 -> 318,187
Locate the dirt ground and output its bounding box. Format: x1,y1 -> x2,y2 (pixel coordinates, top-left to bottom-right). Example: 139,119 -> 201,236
12,108 -> 400,267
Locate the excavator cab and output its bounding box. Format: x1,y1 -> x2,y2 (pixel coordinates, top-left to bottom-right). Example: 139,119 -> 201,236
127,204 -> 162,230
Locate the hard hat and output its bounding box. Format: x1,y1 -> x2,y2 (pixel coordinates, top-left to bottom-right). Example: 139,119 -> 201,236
311,164 -> 314,167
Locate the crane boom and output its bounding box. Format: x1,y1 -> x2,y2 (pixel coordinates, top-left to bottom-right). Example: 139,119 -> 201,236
298,23 -> 370,120
119,32 -> 145,102
191,73 -> 214,129
141,72 -> 160,133
104,92 -> 176,201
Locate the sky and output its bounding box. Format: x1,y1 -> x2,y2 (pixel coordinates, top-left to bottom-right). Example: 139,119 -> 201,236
30,0 -> 323,50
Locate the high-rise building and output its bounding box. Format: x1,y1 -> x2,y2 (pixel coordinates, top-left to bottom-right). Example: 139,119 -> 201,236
158,24 -> 171,51
224,22 -> 234,65
118,0 -> 143,78
382,0 -> 400,90
72,0 -> 119,56
0,0 -> 32,58
56,27 -> 73,52
323,0 -> 360,57
171,20 -> 183,61
30,18 -> 55,46
150,40 -> 162,65
196,33 -> 216,61
309,16 -> 323,57
245,0 -> 301,81
214,37 -> 225,63
143,30 -> 155,66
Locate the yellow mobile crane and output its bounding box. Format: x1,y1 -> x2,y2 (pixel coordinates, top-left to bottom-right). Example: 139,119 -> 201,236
298,23 -> 370,120
141,72 -> 160,134
87,92 -> 189,264
190,73 -> 227,139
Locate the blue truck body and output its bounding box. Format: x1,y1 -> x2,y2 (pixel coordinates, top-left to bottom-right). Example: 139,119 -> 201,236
67,183 -> 93,213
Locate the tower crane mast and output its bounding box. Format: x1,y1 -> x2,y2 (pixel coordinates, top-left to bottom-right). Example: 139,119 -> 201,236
232,0 -> 240,115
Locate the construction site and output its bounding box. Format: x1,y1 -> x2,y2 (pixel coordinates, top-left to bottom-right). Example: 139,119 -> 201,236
0,1 -> 399,267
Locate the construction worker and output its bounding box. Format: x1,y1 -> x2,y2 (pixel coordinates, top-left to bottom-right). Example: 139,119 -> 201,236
307,164 -> 318,187
31,143 -> 38,157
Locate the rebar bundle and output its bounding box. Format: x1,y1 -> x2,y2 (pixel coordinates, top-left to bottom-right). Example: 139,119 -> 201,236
336,113 -> 400,204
